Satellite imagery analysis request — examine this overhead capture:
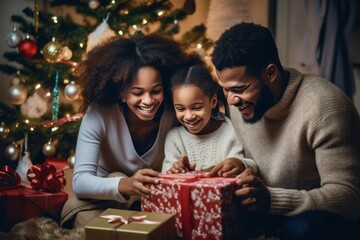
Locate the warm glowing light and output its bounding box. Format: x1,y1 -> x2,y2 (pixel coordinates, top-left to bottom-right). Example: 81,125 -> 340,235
142,19 -> 148,24
132,25 -> 138,30
157,11 -> 164,16
51,127 -> 59,132
118,30 -> 124,35
197,43 -> 202,49
46,92 -> 51,97
63,79 -> 70,84
79,42 -> 84,48
51,16 -> 58,24
35,83 -> 41,89
24,119 -> 30,124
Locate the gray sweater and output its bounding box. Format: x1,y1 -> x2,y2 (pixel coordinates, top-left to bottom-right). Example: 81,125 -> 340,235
73,105 -> 177,202
230,68 -> 360,220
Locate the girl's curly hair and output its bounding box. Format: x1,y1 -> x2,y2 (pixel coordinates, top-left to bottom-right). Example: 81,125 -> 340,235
76,34 -> 186,112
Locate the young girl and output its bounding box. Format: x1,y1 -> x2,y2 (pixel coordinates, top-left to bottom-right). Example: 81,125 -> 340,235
161,55 -> 257,177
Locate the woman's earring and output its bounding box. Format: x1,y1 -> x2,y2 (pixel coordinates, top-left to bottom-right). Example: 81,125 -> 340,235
121,98 -> 126,103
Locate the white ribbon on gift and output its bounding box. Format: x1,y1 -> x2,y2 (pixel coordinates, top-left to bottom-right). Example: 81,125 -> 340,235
100,214 -> 161,226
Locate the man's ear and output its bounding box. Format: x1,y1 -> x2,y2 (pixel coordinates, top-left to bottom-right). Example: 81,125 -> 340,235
264,64 -> 278,84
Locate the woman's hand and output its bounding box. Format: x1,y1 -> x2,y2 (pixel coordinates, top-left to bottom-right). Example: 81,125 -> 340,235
118,168 -> 159,198
167,155 -> 196,173
206,157 -> 246,177
235,168 -> 270,213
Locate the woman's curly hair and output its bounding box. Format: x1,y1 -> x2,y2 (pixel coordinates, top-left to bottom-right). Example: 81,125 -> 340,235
76,34 -> 186,112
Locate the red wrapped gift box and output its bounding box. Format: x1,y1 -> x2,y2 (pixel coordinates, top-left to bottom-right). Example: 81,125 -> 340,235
141,172 -> 244,240
44,157 -> 69,171
0,186 -> 68,232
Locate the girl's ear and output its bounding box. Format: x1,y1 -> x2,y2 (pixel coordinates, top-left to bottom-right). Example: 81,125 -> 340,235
211,94 -> 218,109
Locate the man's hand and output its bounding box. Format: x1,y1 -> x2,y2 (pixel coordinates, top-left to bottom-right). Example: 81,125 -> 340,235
118,168 -> 159,198
167,155 -> 196,173
206,157 -> 246,177
235,168 -> 270,213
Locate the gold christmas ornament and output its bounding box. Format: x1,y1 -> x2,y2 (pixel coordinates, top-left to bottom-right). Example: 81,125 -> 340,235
5,143 -> 19,161
8,84 -> 27,105
11,74 -> 25,86
67,154 -> 75,168
88,0 -> 100,9
0,122 -> 10,138
42,38 -> 63,63
61,46 -> 73,61
64,81 -> 80,101
43,141 -> 56,157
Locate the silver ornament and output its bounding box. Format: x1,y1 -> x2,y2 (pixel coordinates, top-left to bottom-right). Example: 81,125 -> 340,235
67,154 -> 75,168
0,122 -> 10,138
7,30 -> 22,48
5,143 -> 19,161
61,46 -> 73,61
64,81 -> 80,101
89,0 -> 100,9
8,84 -> 27,105
43,141 -> 56,157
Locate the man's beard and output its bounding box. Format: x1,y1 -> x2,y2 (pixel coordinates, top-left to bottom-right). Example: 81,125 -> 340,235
238,84 -> 275,124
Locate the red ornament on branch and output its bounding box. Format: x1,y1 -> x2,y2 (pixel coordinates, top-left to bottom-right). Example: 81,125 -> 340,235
18,38 -> 37,58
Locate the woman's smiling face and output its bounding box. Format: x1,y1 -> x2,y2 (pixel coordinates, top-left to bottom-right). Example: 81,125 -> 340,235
124,66 -> 164,121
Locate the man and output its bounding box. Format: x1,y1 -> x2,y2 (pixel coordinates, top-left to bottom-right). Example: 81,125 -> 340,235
210,22 -> 360,239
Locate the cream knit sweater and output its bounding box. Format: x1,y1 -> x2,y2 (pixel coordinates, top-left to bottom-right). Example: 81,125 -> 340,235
229,68 -> 360,220
162,115 -> 257,173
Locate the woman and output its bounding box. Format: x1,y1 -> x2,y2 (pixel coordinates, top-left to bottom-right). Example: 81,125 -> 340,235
61,34 -> 185,228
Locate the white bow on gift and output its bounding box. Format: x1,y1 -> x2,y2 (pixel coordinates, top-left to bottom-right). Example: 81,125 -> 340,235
100,214 -> 160,227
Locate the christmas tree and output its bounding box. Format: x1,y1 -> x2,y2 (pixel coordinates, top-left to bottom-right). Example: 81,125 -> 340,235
0,0 -> 213,167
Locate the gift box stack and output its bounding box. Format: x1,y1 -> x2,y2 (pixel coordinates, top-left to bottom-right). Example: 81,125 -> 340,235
141,172 -> 245,240
0,164 -> 68,232
85,208 -> 177,240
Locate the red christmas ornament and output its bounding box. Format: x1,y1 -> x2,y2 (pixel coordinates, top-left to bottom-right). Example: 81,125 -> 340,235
18,39 -> 37,58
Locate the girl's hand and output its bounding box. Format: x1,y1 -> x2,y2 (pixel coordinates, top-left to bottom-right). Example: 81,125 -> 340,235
206,157 -> 246,177
167,155 -> 196,173
235,168 -> 270,213
118,168 -> 159,198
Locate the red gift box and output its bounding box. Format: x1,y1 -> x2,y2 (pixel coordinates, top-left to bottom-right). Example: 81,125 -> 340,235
0,186 -> 68,232
141,172 -> 244,240
44,157 -> 69,171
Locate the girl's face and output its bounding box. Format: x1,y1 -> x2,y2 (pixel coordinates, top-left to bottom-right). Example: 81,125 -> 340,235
172,84 -> 217,135
123,66 -> 164,121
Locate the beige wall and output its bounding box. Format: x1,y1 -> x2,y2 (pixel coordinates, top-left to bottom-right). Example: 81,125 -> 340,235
276,0 -> 360,112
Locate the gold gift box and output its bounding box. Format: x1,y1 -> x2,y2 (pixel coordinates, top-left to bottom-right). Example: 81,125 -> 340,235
85,208 -> 176,240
